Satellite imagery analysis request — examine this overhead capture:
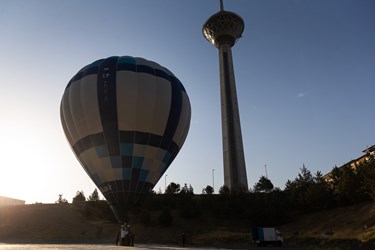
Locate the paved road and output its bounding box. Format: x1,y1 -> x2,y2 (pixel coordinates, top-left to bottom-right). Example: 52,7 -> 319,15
0,244 -> 305,250
127,244 -> 304,250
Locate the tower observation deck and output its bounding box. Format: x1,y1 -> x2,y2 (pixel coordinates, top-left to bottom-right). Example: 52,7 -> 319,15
203,1 -> 248,191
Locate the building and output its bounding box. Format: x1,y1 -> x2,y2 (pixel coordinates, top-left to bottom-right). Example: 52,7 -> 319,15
202,1 -> 248,191
0,196 -> 25,207
323,145 -> 375,182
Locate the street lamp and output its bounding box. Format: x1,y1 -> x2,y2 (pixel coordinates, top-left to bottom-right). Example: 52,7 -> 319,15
164,174 -> 168,193
212,169 -> 215,192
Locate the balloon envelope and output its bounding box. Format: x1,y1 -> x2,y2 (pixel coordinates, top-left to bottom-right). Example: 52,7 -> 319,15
60,56 -> 191,222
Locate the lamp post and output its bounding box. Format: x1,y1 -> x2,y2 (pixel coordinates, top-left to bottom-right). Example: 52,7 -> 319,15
164,174 -> 168,193
212,169 -> 215,192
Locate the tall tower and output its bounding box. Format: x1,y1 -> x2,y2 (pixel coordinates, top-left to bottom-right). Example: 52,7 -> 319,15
203,0 -> 248,191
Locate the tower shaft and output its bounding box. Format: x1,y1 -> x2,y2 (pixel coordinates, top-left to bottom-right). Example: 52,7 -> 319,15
218,44 -> 248,190
203,3 -> 248,192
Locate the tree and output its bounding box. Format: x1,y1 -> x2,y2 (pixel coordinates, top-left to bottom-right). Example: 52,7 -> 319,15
165,182 -> 180,194
306,171 -> 334,209
188,184 -> 194,194
334,164 -> 369,204
296,165 -> 314,186
180,183 -> 194,195
284,179 -> 295,191
285,165 -> 334,210
88,188 -> 100,201
202,185 -> 214,195
329,166 -> 342,190
293,165 -> 314,206
358,158 -> 375,200
72,191 -> 86,203
314,171 -> 324,183
219,185 -> 230,195
253,176 -> 274,192
55,194 -> 68,204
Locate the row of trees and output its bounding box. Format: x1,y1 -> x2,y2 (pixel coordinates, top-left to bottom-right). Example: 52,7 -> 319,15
55,188 -> 100,204
161,158 -> 375,207
54,158 -> 375,226
57,157 -> 375,209
144,158 -> 375,225
284,158 -> 375,210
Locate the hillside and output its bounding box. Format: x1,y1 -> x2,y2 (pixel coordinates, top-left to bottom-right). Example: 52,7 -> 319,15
280,202 -> 375,249
1,201 -> 375,249
0,203 -> 117,243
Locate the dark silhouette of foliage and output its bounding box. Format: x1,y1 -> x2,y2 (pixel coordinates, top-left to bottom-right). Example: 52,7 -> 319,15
80,200 -> 117,221
88,188 -> 100,201
253,176 -> 274,192
165,182 -> 181,194
180,183 -> 194,195
358,158 -> 375,200
336,165 -> 367,204
139,210 -> 151,225
179,199 -> 201,219
159,207 -> 173,226
55,194 -> 68,204
284,165 -> 334,210
219,185 -> 230,195
59,154 -> 375,229
202,185 -> 214,195
231,183 -> 249,194
72,190 -> 86,203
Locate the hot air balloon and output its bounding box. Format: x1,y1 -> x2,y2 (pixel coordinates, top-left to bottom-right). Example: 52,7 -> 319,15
60,56 -> 191,222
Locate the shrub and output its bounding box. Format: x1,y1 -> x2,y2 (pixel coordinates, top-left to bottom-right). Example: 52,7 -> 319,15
159,207 -> 173,226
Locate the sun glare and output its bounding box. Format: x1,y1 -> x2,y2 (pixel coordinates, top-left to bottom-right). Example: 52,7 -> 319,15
0,105 -> 64,203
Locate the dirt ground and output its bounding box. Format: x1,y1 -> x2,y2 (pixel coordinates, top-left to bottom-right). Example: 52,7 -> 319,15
2,201 -> 375,249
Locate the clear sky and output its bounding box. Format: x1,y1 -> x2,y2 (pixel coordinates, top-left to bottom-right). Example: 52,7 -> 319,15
0,0 -> 374,204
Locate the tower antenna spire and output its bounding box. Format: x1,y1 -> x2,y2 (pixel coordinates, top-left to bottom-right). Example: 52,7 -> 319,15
220,0 -> 224,11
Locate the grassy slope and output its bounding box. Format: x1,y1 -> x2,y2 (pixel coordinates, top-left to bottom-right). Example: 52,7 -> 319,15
1,202 -> 375,248
279,202 -> 375,248
0,203 -> 117,243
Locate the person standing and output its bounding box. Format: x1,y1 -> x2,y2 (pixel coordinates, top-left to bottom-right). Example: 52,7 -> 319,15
115,224 -> 128,246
